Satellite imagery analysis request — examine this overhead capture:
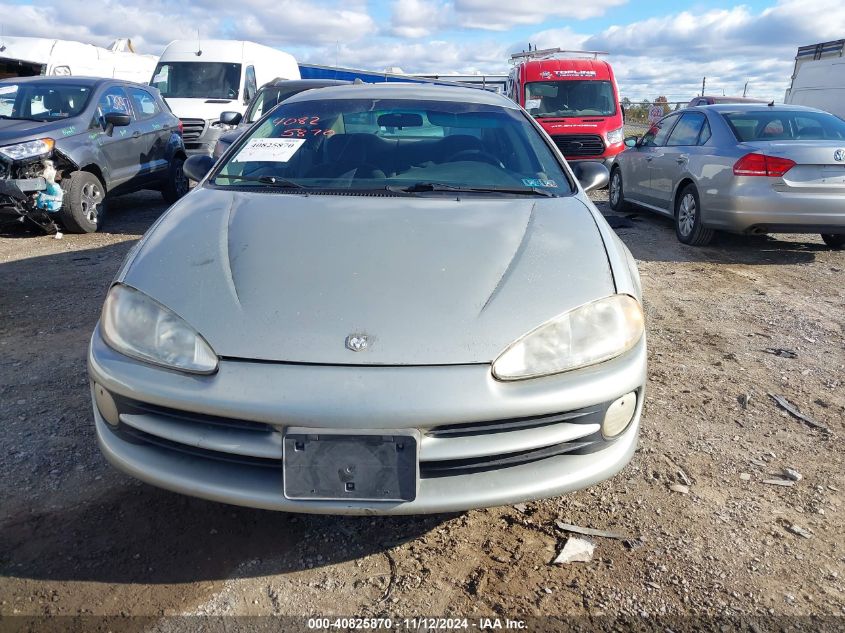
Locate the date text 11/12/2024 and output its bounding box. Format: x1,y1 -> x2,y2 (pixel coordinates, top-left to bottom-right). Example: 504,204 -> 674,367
306,617 -> 528,630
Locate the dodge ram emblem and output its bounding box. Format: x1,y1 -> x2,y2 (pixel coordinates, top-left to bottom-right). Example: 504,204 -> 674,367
345,334 -> 369,352
834,149 -> 845,162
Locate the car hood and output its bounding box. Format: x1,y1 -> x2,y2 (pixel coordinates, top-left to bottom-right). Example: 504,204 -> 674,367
0,118 -> 81,145
121,187 -> 615,365
163,97 -> 240,121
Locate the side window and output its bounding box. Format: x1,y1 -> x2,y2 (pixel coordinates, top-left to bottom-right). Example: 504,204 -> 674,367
92,86 -> 131,128
244,66 -> 257,103
641,116 -> 677,147
698,119 -> 712,145
127,87 -> 160,121
666,112 -> 705,146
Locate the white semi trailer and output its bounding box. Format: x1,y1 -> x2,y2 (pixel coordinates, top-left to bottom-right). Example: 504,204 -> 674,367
0,36 -> 157,83
784,39 -> 845,119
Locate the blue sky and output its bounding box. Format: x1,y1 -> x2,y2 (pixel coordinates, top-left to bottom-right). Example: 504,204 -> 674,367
1,0 -> 843,100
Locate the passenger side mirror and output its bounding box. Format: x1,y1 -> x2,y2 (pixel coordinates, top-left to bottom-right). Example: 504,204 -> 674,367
571,161 -> 609,193
219,111 -> 242,126
183,154 -> 216,182
624,136 -> 639,148
103,112 -> 131,136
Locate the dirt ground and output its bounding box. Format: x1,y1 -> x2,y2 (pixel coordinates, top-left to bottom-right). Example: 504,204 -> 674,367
0,188 -> 843,631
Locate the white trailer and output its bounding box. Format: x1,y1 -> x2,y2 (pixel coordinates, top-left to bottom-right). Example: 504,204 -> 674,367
150,39 -> 300,155
784,39 -> 845,118
0,36 -> 157,83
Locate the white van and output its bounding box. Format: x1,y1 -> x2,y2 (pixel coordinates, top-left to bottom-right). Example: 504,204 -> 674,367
151,40 -> 300,155
0,36 -> 157,83
785,40 -> 845,119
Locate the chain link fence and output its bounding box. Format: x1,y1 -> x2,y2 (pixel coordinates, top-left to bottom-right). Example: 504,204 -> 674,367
622,100 -> 689,136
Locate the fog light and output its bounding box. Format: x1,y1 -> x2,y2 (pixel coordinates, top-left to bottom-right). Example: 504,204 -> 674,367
93,382 -> 119,426
602,391 -> 636,438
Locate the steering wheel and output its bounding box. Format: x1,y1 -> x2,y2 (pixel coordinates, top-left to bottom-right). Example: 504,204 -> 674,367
446,149 -> 505,169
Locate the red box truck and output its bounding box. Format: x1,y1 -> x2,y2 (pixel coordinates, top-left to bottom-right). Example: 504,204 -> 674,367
507,48 -> 625,169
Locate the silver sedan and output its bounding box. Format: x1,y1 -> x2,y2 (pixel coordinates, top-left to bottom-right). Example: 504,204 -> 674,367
88,84 -> 645,515
609,103 -> 845,248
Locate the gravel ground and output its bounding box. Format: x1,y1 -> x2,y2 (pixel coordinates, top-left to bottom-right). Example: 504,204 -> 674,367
0,188 -> 843,631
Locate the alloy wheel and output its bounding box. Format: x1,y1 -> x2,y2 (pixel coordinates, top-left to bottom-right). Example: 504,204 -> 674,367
80,182 -> 103,224
678,193 -> 696,237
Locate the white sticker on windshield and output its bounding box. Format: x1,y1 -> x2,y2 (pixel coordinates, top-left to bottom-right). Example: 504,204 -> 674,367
525,98 -> 541,110
234,138 -> 305,163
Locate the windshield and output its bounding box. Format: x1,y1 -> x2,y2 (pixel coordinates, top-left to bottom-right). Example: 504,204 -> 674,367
245,86 -> 307,123
212,98 -> 572,195
151,62 -> 241,100
722,110 -> 845,141
525,80 -> 616,118
0,82 -> 92,120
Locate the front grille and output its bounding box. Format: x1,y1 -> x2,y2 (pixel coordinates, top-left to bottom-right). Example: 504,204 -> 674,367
109,396 -> 614,478
180,118 -> 206,142
419,438 -> 597,477
427,407 -> 601,438
552,134 -> 605,157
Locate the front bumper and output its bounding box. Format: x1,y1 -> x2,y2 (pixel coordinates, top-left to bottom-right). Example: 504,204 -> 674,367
182,120 -> 226,157
89,327 -> 646,515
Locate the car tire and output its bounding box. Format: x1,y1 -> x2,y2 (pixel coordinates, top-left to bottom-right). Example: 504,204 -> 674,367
820,233 -> 845,250
161,156 -> 189,204
608,167 -> 631,212
58,171 -> 106,234
674,184 -> 713,246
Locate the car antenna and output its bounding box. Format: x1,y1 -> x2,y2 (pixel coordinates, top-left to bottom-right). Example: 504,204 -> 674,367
768,100 -> 775,107
195,29 -> 202,57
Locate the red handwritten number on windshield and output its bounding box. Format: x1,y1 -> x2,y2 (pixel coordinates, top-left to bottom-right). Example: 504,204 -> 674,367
275,116 -> 321,126
281,128 -> 334,138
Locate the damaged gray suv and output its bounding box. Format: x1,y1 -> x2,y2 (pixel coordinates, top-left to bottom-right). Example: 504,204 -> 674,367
0,76 -> 188,233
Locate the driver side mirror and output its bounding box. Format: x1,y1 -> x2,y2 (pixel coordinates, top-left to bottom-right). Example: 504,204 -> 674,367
183,154 -> 216,182
571,161 -> 609,193
220,111 -> 242,126
624,136 -> 639,148
103,112 -> 130,136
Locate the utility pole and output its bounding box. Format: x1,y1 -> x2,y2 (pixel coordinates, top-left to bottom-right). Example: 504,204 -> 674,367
701,77 -> 706,96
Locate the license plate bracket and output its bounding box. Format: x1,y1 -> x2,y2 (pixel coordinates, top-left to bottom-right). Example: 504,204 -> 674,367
283,428 -> 419,502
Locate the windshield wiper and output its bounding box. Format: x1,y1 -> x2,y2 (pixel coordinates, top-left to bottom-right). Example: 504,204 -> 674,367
212,174 -> 307,189
386,182 -> 557,197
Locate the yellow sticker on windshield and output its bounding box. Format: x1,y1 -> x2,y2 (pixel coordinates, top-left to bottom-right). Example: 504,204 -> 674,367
234,138 -> 305,163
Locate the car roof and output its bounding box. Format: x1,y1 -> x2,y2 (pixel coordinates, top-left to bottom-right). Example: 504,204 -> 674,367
700,103 -> 826,113
282,82 -> 518,109
262,79 -> 352,89
0,75 -> 135,88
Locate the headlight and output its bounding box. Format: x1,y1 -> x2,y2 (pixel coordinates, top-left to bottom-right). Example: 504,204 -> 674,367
100,284 -> 218,374
0,138 -> 54,161
606,127 -> 624,145
492,294 -> 644,381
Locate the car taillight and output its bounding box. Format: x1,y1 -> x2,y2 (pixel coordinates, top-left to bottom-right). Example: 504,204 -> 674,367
176,120 -> 183,136
733,153 -> 795,177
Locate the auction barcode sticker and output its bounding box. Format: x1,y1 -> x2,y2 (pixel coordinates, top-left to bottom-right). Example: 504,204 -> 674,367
234,138 -> 305,163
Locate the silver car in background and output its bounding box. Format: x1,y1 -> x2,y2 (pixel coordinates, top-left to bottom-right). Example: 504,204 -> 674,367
88,84 -> 645,515
610,103 -> 845,248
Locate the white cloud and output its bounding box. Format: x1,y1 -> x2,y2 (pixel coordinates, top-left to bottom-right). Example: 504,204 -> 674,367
390,0 -> 448,38
0,0 -> 376,52
300,38 -> 510,75
453,0 -> 627,30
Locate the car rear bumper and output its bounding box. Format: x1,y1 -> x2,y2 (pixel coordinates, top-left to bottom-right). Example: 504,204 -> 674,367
704,183 -> 845,234
88,327 -> 646,515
